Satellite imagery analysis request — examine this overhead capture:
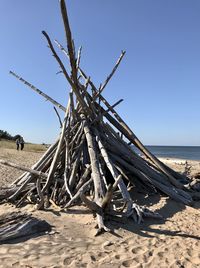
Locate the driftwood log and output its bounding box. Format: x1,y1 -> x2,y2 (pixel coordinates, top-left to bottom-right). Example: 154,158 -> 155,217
0,212 -> 51,243
0,0 -> 199,234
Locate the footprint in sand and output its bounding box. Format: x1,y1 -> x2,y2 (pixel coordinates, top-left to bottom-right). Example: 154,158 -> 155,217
81,251 -> 109,265
97,251 -> 108,259
157,252 -> 165,258
121,259 -> 133,267
90,255 -> 96,261
131,246 -> 144,255
63,256 -> 74,265
114,254 -> 121,260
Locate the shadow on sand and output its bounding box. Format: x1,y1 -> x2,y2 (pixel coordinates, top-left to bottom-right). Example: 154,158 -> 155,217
106,190 -> 200,241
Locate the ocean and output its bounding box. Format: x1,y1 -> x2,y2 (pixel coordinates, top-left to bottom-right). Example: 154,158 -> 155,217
134,146 -> 200,161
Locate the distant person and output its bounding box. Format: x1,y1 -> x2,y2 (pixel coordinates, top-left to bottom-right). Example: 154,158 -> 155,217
20,136 -> 25,151
16,137 -> 20,150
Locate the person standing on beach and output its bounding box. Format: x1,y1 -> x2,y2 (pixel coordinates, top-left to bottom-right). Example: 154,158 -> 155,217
20,136 -> 25,151
16,137 -> 20,150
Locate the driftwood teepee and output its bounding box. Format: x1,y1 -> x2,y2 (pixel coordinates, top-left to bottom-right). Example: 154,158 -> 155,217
1,0 -> 198,234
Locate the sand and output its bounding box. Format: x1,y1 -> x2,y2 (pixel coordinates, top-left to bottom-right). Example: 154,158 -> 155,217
0,148 -> 44,187
0,148 -> 200,268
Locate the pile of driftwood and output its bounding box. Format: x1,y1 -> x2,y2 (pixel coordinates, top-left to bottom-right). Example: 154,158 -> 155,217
1,0 -> 199,233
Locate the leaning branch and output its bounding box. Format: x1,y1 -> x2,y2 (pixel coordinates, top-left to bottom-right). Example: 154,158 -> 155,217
10,71 -> 66,112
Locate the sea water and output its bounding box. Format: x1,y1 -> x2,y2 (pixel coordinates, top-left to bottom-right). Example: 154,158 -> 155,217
134,146 -> 200,161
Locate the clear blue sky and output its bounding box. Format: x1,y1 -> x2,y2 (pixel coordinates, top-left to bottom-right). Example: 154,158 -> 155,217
1,1 -> 200,146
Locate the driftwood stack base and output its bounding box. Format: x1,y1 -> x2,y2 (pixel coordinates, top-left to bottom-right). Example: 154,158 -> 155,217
1,0 -> 199,234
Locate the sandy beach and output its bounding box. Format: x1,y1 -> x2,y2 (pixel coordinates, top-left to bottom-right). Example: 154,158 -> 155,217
0,148 -> 200,268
